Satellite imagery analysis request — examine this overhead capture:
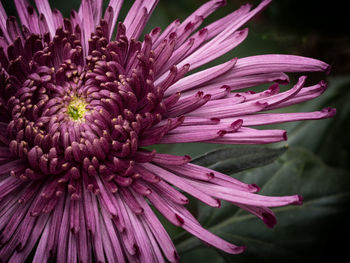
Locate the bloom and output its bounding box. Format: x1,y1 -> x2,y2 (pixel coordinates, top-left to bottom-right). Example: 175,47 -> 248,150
0,0 -> 335,262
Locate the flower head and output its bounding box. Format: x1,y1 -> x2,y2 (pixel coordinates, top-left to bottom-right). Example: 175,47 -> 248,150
0,0 -> 335,262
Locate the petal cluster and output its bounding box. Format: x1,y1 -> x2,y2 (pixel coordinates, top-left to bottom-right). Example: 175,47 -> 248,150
0,0 -> 334,262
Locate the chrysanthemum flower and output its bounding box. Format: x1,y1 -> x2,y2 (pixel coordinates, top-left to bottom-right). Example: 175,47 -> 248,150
0,0 -> 335,262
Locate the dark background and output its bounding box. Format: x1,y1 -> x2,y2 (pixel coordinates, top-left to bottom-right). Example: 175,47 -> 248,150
2,0 -> 349,262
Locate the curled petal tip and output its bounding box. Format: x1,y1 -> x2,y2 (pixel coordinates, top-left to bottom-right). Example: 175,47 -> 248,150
268,84 -> 280,94
322,107 -> 336,117
262,212 -> 277,228
210,117 -> 221,123
283,131 -> 288,141
218,130 -> 227,136
231,119 -> 243,131
243,3 -> 253,9
255,101 -> 269,108
207,172 -> 215,179
184,155 -> 192,162
199,27 -> 208,35
220,84 -> 231,90
219,0 -> 227,6
261,0 -> 273,6
175,214 -> 185,225
234,245 -> 247,254
250,183 -> 260,193
296,195 -> 304,205
231,57 -> 238,63
319,80 -> 328,88
298,75 -> 308,83
173,251 -> 180,263
240,28 -> 249,35
274,73 -> 290,85
182,198 -> 189,205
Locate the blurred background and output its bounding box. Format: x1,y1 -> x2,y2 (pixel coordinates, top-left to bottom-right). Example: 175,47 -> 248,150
3,0 -> 350,262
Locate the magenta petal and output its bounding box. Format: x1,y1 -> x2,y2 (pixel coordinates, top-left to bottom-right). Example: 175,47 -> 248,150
124,0 -> 158,40
233,54 -> 330,76
166,58 -> 237,95
141,163 -> 221,207
231,107 -> 336,126
34,0 -> 55,36
104,0 -> 123,39
0,0 -> 335,262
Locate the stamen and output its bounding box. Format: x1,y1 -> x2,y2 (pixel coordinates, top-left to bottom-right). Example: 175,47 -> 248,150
67,97 -> 88,121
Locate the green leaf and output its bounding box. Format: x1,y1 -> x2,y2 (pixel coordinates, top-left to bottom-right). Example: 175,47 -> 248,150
191,145 -> 288,174
174,145 -> 288,223
176,147 -> 350,263
282,76 -> 350,169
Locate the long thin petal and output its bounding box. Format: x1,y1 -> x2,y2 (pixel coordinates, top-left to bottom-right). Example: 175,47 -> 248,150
208,127 -> 287,144
225,107 -> 336,126
231,54 -> 330,76
124,0 -> 158,40
165,58 -> 237,95
34,0 -> 55,36
105,0 -> 124,39
140,163 -> 220,207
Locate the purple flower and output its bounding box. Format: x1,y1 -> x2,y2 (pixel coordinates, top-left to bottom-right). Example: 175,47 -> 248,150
0,0 -> 335,262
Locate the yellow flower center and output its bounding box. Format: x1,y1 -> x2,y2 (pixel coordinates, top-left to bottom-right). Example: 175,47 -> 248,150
67,97 -> 87,121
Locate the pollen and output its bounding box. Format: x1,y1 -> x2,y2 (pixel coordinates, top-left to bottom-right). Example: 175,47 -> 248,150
67,97 -> 88,121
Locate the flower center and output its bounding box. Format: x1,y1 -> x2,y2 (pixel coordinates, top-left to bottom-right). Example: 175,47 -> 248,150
4,22 -> 167,197
67,97 -> 87,121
